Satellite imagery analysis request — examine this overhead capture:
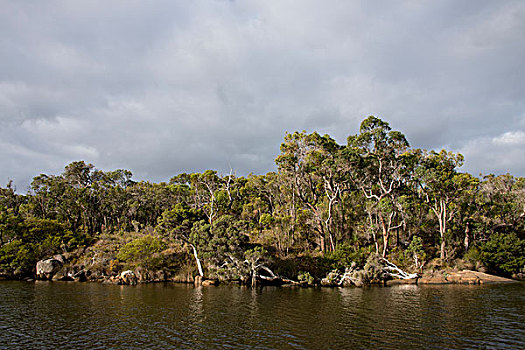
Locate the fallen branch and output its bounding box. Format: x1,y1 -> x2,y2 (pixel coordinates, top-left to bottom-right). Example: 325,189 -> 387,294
337,268 -> 360,286
381,258 -> 418,279
257,265 -> 277,278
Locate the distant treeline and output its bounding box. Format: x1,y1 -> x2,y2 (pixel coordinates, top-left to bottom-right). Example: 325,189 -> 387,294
1,116 -> 524,279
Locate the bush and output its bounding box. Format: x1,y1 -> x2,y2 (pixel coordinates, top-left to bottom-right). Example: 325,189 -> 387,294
478,232 -> 525,276
0,216 -> 91,276
117,235 -> 167,269
326,243 -> 370,270
405,236 -> 427,269
0,240 -> 36,274
297,271 -> 315,285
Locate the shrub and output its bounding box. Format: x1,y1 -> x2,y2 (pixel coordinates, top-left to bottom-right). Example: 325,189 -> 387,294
326,243 -> 370,270
116,235 -> 167,269
405,236 -> 427,269
478,232 -> 525,276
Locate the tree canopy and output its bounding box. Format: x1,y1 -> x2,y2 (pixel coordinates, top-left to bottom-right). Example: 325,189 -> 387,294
1,116 -> 524,279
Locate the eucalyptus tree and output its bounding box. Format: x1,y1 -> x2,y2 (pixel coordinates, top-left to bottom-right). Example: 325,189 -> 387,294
276,131 -> 346,253
157,203 -> 206,276
343,116 -> 414,257
126,181 -> 177,230
415,150 -> 479,260
183,170 -> 242,228
478,174 -> 525,237
0,181 -> 26,215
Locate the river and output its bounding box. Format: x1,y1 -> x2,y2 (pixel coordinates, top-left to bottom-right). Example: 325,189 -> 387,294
0,281 -> 523,349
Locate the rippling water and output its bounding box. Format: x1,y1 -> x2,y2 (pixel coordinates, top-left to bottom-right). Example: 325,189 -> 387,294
0,281 -> 523,349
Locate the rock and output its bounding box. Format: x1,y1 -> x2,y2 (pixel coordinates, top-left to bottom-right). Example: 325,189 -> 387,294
194,275 -> 203,286
134,267 -> 146,282
36,258 -> 63,280
512,273 -> 525,281
419,270 -> 516,285
320,278 -> 336,287
341,279 -> 354,287
71,270 -> 87,282
202,279 -> 218,286
52,267 -> 72,281
52,254 -> 66,264
385,278 -> 418,286
321,271 -> 340,287
119,270 -> 137,285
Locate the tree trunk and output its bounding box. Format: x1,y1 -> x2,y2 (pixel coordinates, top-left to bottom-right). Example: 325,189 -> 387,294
464,222 -> 470,252
382,232 -> 389,258
190,244 -> 204,277
319,235 -> 325,253
440,239 -> 446,261
380,214 -> 389,258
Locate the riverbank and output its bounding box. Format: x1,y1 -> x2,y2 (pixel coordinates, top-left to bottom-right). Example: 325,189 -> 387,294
6,250 -> 519,287
386,269 -> 517,286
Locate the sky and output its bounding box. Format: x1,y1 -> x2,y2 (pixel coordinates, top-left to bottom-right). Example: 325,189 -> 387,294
1,0 -> 525,191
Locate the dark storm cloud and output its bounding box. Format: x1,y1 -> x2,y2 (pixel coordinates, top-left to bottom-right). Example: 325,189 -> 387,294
1,0 -> 524,190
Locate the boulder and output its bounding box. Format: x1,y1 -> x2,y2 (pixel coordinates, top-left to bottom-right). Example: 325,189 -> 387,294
134,267 -> 146,282
52,266 -> 72,281
418,270 -> 516,284
385,278 -> 418,286
52,254 -> 66,264
202,279 -> 218,286
36,258 -> 63,280
102,276 -> 120,285
119,270 -> 138,285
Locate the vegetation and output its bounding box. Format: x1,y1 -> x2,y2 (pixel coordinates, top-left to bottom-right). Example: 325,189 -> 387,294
1,116 -> 524,282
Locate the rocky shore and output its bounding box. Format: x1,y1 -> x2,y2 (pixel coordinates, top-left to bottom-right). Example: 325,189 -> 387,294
386,269 -> 517,286
26,252 -> 519,287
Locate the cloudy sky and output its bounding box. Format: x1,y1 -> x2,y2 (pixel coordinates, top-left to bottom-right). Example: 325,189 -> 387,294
1,0 -> 524,190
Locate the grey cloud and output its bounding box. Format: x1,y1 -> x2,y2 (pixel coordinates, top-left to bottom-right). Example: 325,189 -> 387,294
1,0 -> 525,189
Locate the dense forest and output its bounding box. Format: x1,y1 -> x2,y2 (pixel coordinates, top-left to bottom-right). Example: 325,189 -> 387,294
1,117 -> 524,284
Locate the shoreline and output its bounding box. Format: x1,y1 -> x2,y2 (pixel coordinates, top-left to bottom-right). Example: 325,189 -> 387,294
2,268 -> 519,287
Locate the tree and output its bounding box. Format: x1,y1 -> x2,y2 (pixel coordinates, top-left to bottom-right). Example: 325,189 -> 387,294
478,232 -> 525,276
276,131 -> 347,253
416,150 -> 466,260
344,116 -> 413,257
157,203 -> 205,276
478,174 -> 525,237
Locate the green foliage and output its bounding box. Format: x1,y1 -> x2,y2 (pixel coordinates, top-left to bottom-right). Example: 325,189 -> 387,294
189,215 -> 248,261
363,254 -> 385,282
464,246 -> 481,265
157,203 -> 204,238
478,232 -> 525,276
0,240 -> 36,274
244,246 -> 267,262
2,117 -> 524,280
116,235 -> 167,269
297,271 -> 315,285
326,243 -> 370,270
0,214 -> 90,276
405,236 -> 427,268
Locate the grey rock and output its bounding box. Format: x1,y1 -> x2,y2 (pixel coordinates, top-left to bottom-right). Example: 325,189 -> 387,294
36,258 -> 63,280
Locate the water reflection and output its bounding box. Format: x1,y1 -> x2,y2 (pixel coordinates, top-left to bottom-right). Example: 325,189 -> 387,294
0,281 -> 523,349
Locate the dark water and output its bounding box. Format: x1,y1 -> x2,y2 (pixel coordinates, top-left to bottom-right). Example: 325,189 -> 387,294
0,281 -> 523,349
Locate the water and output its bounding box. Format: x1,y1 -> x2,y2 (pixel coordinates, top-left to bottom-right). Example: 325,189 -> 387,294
0,281 -> 523,349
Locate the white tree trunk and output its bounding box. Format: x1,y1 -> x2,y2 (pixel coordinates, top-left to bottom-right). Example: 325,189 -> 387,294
190,244 -> 204,277
381,258 -> 418,279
